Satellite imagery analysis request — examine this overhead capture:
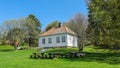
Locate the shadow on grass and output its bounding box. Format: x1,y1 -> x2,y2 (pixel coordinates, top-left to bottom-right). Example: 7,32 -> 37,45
0,49 -> 15,52
62,52 -> 120,65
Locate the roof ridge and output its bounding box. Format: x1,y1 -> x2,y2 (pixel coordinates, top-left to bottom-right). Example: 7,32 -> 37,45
63,25 -> 68,33
39,24 -> 77,36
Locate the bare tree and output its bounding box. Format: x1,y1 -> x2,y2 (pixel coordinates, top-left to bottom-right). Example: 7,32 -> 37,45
66,13 -> 88,51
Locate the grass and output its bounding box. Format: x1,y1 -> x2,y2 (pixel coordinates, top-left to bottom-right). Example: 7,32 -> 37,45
0,45 -> 120,68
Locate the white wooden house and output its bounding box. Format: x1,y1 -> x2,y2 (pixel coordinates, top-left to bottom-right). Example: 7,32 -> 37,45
38,23 -> 78,48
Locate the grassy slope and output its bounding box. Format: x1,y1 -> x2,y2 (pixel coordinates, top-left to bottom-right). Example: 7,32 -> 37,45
0,45 -> 120,68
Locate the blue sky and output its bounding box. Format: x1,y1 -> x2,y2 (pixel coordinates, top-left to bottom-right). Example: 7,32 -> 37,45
0,0 -> 88,29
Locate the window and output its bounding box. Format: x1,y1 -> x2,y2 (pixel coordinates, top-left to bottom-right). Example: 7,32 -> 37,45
62,36 -> 66,42
48,38 -> 52,43
56,37 -> 60,43
42,39 -> 45,44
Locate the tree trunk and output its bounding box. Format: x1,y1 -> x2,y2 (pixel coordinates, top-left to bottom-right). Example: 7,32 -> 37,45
13,45 -> 17,50
13,42 -> 17,50
79,47 -> 83,51
13,40 -> 19,50
29,37 -> 32,48
78,39 -> 84,52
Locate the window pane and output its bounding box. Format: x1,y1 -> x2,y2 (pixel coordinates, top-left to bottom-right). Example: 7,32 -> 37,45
48,38 -> 52,43
62,36 -> 65,42
56,37 -> 60,43
42,39 -> 45,44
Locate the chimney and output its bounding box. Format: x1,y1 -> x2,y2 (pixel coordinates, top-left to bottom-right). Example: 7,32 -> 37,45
58,22 -> 61,27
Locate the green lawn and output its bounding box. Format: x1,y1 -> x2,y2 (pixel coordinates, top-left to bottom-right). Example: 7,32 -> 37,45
0,45 -> 120,68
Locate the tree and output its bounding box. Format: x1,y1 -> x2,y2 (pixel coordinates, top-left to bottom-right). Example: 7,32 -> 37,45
7,28 -> 25,49
0,26 -> 2,44
0,32 -> 1,44
87,0 -> 120,48
25,14 -> 41,47
45,21 -> 59,31
1,18 -> 26,49
66,13 -> 88,51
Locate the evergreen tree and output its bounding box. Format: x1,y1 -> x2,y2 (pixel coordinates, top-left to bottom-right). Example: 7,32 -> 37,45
25,14 -> 41,47
88,0 -> 120,48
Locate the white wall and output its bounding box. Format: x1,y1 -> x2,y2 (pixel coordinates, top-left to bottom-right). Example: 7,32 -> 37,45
39,33 -> 78,48
39,34 -> 67,48
67,34 -> 78,47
